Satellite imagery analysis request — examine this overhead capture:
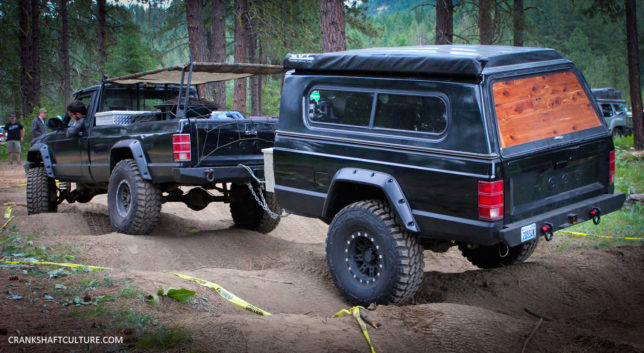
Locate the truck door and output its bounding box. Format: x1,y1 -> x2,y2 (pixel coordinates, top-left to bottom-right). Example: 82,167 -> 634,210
51,92 -> 94,182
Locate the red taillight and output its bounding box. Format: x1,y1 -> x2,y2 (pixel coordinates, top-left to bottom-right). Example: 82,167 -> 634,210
478,180 -> 504,221
609,150 -> 615,185
173,133 -> 191,162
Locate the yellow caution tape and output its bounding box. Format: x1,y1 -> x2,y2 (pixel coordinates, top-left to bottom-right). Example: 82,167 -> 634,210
2,260 -> 111,271
0,217 -> 12,231
0,183 -> 26,189
558,230 -> 643,241
333,306 -> 376,353
169,272 -> 271,316
4,202 -> 16,219
1,202 -> 16,229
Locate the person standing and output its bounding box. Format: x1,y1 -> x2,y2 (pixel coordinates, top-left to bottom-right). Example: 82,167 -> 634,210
4,114 -> 25,165
31,108 -> 48,141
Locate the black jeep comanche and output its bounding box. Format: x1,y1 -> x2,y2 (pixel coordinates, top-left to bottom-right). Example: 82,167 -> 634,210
26,79 -> 281,235
267,45 -> 626,305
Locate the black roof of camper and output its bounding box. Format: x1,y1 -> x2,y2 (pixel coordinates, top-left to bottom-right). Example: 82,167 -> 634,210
283,45 -> 567,77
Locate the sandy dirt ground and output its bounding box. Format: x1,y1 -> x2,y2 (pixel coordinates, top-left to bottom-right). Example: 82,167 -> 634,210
0,162 -> 643,352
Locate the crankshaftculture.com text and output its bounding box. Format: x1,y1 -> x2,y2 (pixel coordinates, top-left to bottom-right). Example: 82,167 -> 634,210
7,335 -> 123,345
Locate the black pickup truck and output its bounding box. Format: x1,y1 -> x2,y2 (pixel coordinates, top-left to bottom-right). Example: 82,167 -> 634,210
26,63 -> 284,235
269,45 -> 626,306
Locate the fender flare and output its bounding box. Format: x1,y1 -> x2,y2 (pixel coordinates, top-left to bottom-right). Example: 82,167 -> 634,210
110,139 -> 151,180
323,168 -> 420,233
27,143 -> 55,178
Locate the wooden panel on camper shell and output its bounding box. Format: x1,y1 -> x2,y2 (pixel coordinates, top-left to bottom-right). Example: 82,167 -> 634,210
492,71 -> 602,148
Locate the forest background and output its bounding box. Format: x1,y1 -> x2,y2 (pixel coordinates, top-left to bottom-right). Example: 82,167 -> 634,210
0,0 -> 642,132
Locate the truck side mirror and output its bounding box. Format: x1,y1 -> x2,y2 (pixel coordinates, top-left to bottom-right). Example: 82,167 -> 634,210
47,118 -> 62,130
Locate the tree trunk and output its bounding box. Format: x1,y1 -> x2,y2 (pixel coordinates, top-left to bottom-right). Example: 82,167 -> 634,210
513,0 -> 524,46
320,0 -> 346,52
59,0 -> 71,106
186,0 -> 208,99
19,0 -> 35,116
479,0 -> 493,44
249,22 -> 261,116
18,0 -> 31,116
30,0 -> 40,110
257,44 -> 263,115
625,0 -> 642,150
234,0 -> 250,114
209,0 -> 226,109
97,0 -> 107,71
436,0 -> 453,44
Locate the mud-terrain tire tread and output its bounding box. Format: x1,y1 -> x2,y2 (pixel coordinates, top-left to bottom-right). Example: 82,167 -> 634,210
107,159 -> 161,235
327,200 -> 424,306
459,238 -> 539,269
230,184 -> 282,234
26,167 -> 57,214
254,191 -> 281,234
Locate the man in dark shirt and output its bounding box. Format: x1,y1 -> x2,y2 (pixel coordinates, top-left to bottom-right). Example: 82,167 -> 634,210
31,108 -> 48,141
4,114 -> 25,165
66,100 -> 87,138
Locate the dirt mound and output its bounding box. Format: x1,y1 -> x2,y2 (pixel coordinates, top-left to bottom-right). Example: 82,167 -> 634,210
1,164 -> 643,352
412,246 -> 644,351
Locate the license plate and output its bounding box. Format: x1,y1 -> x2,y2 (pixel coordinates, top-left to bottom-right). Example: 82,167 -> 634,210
520,223 -> 537,242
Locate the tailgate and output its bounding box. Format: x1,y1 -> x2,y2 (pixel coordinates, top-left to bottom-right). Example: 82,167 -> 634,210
192,118 -> 276,167
491,70 -> 612,222
502,139 -> 611,221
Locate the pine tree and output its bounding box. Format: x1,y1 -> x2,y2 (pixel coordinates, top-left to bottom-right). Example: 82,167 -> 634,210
320,0 -> 346,52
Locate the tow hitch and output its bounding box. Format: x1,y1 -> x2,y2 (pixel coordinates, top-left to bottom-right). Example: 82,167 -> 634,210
541,223 -> 554,241
590,208 -> 601,225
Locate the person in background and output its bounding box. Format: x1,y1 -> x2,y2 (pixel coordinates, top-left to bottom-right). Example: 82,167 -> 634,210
31,108 -> 47,141
66,100 -> 87,138
4,114 -> 25,165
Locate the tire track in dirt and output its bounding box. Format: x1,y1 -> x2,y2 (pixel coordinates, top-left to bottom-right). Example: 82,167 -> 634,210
413,246 -> 644,350
2,164 -> 643,352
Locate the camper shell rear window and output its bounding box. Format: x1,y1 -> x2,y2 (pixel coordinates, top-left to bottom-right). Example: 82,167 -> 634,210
492,71 -> 603,149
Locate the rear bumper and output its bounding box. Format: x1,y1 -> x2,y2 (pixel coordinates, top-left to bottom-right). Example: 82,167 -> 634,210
172,165 -> 264,184
414,192 -> 625,247
499,192 -> 626,246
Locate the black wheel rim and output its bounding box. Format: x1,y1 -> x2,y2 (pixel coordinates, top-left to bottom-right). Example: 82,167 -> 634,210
345,231 -> 381,284
115,180 -> 132,217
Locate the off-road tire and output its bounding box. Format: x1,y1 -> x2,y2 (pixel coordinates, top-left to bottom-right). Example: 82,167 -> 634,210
612,127 -> 624,138
26,167 -> 57,214
229,183 -> 281,234
326,200 -> 424,306
107,159 -> 161,235
458,238 -> 539,269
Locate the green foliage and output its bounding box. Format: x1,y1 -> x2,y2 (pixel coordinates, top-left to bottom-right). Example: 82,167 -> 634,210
261,77 -> 282,117
118,285 -> 140,299
157,287 -> 196,303
350,0 -> 643,107
136,326 -> 193,349
105,25 -> 158,77
71,307 -> 155,329
0,231 -> 78,263
565,136 -> 644,240
1,0 -> 642,121
614,135 -> 634,150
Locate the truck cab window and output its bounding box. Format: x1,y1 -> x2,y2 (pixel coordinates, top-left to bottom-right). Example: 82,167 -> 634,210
601,104 -> 614,117
613,104 -> 627,114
